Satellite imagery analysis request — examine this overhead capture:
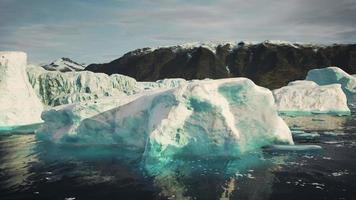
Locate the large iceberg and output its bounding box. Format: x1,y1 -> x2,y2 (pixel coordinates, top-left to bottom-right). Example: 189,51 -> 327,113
0,52 -> 43,128
306,67 -> 356,107
273,80 -> 350,115
27,66 -> 188,106
27,66 -> 141,106
37,78 -> 293,160
138,78 -> 187,90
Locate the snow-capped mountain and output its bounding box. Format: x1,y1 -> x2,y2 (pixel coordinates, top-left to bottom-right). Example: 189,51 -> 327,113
86,41 -> 356,89
42,57 -> 85,72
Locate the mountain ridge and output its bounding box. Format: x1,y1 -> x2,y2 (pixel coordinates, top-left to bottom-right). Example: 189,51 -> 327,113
86,41 -> 356,89
42,57 -> 85,72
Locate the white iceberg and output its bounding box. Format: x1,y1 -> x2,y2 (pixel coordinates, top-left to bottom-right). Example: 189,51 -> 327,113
0,52 -> 43,128
306,67 -> 356,107
27,66 -> 141,106
137,78 -> 187,90
273,80 -> 350,115
37,78 -> 293,160
27,66 -> 189,106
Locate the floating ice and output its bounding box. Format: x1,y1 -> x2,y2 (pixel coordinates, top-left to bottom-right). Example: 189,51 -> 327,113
0,52 -> 44,128
293,132 -> 320,140
27,66 -> 141,106
137,78 -> 187,90
273,80 -> 350,115
27,66 -> 188,106
37,78 -> 293,160
264,145 -> 322,152
331,170 -> 349,177
306,67 -> 356,107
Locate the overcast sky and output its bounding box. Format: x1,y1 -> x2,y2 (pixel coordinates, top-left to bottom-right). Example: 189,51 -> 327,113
1,0 -> 355,64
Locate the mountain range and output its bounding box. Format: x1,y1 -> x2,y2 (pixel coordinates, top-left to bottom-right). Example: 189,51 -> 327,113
86,40 -> 356,89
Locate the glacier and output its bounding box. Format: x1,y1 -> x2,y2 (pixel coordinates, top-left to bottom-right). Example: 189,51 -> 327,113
27,66 -> 188,106
37,78 -> 293,160
0,52 -> 43,128
306,67 -> 356,107
273,80 -> 350,115
27,66 -> 141,106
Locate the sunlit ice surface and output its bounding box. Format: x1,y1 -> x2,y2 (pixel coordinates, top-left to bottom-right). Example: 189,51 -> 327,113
0,110 -> 355,200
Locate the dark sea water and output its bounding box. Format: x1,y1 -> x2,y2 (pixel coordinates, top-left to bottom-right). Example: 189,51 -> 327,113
0,111 -> 355,200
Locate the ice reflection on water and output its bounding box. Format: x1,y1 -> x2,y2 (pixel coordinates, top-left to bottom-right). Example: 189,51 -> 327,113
0,111 -> 355,200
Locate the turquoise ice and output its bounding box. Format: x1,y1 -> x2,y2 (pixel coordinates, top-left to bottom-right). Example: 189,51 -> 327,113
37,78 -> 293,162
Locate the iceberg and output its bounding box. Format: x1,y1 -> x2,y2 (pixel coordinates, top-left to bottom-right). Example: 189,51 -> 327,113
0,52 -> 43,128
37,78 -> 293,160
273,80 -> 350,115
306,67 -> 356,107
27,66 -> 189,106
138,78 -> 187,90
27,66 -> 141,106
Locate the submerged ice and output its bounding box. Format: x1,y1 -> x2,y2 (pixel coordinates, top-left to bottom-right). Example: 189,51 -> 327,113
37,78 -> 293,160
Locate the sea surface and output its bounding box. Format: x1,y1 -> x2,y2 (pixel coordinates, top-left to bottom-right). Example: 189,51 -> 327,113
0,111 -> 355,200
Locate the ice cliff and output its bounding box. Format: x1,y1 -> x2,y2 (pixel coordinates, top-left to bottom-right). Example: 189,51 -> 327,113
27,66 -> 141,106
27,66 -> 188,106
273,80 -> 350,115
306,67 -> 356,107
37,78 -> 293,160
0,52 -> 43,127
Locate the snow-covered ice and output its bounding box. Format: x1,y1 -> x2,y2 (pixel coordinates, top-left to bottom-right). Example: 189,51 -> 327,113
273,80 -> 350,115
37,78 -> 293,160
0,52 -> 43,127
306,67 -> 356,107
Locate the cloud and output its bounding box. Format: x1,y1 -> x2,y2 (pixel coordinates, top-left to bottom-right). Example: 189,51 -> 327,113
112,0 -> 356,43
0,0 -> 355,63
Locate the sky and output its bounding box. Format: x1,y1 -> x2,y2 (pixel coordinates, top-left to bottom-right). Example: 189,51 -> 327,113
0,0 -> 356,64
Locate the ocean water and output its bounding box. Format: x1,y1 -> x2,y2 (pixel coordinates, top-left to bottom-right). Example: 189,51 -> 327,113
0,111 -> 355,200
